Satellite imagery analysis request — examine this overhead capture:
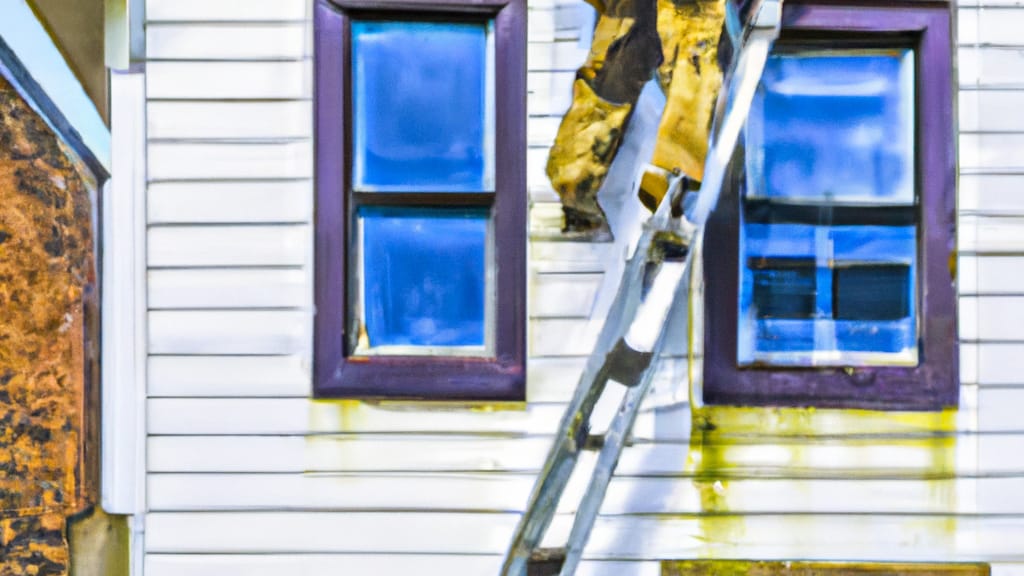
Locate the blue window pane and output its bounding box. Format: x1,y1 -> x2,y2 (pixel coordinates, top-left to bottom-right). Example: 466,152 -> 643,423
360,207 -> 488,348
833,264 -> 912,321
746,50 -> 915,204
352,21 -> 492,192
738,222 -> 917,366
749,259 -> 817,319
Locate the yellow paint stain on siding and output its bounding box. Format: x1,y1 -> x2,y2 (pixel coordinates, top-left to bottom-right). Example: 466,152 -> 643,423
683,406 -> 962,558
662,560 -> 990,576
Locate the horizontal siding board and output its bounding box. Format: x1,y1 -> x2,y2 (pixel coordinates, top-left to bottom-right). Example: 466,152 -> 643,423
145,555 -> 655,576
148,436 -> 307,473
147,24 -> 308,61
148,101 -> 313,141
531,318 -> 598,356
148,355 -> 309,398
961,296 -> 1024,341
148,435 -> 551,474
960,175 -> 1024,214
530,241 -> 616,272
148,311 -> 307,355
148,226 -> 308,267
958,256 -> 1024,295
148,142 -> 312,181
148,430 -> 1014,478
960,90 -> 1024,133
148,181 -> 312,224
149,269 -> 308,309
959,216 -> 1024,254
970,8 -> 1024,47
527,40 -> 588,72
147,61 -> 311,99
148,399 -> 567,436
528,71 -> 574,116
142,390 -> 1024,437
148,473 -> 1024,516
961,134 -> 1024,171
146,0 -> 309,22
959,46 -> 1024,88
145,511 -> 1024,559
976,343 -> 1024,385
144,355 -> 674,401
530,272 -> 602,318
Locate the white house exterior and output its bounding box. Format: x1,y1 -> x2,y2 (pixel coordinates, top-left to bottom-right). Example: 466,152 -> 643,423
87,0 -> 1024,574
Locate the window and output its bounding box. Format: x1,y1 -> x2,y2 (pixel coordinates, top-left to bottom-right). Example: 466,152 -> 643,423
702,2 -> 956,410
314,0 -> 526,400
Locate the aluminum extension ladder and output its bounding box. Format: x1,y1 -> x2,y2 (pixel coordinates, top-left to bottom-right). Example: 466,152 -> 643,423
500,1 -> 784,574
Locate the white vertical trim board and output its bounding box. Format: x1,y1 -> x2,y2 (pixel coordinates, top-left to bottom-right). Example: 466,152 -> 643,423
104,70 -> 149,576
103,70 -> 148,515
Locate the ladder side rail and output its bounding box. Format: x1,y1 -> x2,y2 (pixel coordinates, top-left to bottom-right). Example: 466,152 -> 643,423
500,197 -> 676,576
559,260 -> 692,576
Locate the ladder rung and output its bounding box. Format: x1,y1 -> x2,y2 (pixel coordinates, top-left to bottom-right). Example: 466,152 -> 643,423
528,548 -> 566,576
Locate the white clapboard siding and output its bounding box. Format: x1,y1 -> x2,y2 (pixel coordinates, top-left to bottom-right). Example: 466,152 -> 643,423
961,134 -> 1024,171
148,226 -> 308,268
148,473 -> 1024,516
146,511 -> 1024,559
528,71 -> 575,116
148,398 -> 567,436
148,101 -> 313,140
148,435 -> 551,474
975,344 -> 1024,385
529,145 -> 556,191
529,115 -> 563,146
149,269 -> 307,309
958,256 -> 1024,295
148,432 -> 1024,477
142,384 -> 1024,446
960,91 -> 1024,134
148,181 -> 312,224
958,216 -> 1024,254
527,40 -> 589,72
145,556 -> 1024,576
530,241 -> 619,272
960,46 -> 1024,88
960,297 -> 1024,341
144,353 -> 681,402
137,0 -> 1024,569
147,61 -> 311,100
963,8 -> 1024,46
145,555 -> 658,576
147,24 -> 308,61
530,201 -> 568,236
148,355 -> 309,398
148,142 -> 311,181
148,311 -> 308,355
531,272 -> 602,318
532,318 -> 599,356
146,0 -> 309,22
960,175 -> 1024,214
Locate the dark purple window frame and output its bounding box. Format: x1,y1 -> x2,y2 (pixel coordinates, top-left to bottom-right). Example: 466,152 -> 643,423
703,0 -> 957,411
313,0 -> 526,400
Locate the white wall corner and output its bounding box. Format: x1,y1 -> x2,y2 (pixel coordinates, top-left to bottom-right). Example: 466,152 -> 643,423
101,71 -> 147,518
